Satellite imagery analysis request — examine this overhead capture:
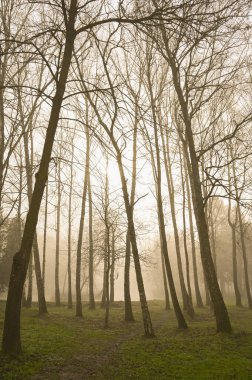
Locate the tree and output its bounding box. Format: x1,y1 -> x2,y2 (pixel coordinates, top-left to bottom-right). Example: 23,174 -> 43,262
148,0 -> 251,332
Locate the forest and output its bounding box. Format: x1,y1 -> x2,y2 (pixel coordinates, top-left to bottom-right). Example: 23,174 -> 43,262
0,0 -> 252,379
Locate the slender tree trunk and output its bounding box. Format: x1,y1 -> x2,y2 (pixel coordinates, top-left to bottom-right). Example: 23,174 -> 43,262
17,154 -> 27,307
55,159 -> 61,307
179,148 -> 192,302
19,96 -> 47,314
227,191 -> 242,306
101,243 -> 108,309
2,2 -> 77,353
104,226 -> 110,328
117,152 -> 154,336
231,156 -> 251,308
42,181 -> 48,289
67,147 -> 73,309
124,103 -> 138,322
101,167 -> 109,310
26,253 -> 33,308
161,253 -> 170,310
142,117 -> 187,329
76,126 -> 89,317
182,148 -> 204,307
143,52 -> 187,327
236,205 -> 251,308
110,229 -> 115,304
0,53 -> 5,217
161,128 -> 194,318
143,118 -> 187,328
87,132 -> 95,310
124,231 -> 134,321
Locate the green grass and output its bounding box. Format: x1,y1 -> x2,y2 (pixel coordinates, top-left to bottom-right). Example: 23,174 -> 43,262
0,301 -> 252,379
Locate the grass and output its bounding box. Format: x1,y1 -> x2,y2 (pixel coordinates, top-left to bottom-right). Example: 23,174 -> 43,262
0,301 -> 252,379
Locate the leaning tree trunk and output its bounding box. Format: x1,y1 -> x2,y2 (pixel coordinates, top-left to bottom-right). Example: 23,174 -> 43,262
2,2 -> 77,354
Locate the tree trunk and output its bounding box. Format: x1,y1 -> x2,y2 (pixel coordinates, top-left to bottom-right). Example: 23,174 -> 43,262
183,147 -> 204,307
76,125 -> 89,317
2,2 -> 77,353
124,231 -> 134,321
142,116 -> 187,329
179,147 -> 192,302
236,205 -> 252,308
67,148 -> 73,309
165,49 -> 231,332
19,95 -> 47,314
117,153 -> 154,336
55,159 -> 61,307
42,181 -> 48,289
162,128 -> 194,318
110,229 -> 115,304
87,132 -> 95,310
231,155 -> 252,308
144,60 -> 187,327
227,158 -> 242,307
161,253 -> 170,310
124,103 -> 138,322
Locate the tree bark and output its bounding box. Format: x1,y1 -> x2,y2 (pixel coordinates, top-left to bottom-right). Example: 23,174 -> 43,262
88,152 -> 95,310
230,154 -> 251,308
182,147 -> 204,308
227,165 -> 242,307
110,229 -> 115,304
42,181 -> 48,290
117,153 -> 154,336
76,125 -> 89,317
124,103 -> 138,322
161,253 -> 170,310
19,93 -> 47,314
55,158 -> 61,307
179,147 -> 192,302
161,128 -> 194,318
2,1 -> 77,353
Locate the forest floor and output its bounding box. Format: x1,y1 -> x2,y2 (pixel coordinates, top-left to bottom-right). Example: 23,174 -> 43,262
0,300 -> 252,379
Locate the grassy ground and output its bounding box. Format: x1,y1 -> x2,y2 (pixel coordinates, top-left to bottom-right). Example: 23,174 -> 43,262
0,301 -> 252,379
